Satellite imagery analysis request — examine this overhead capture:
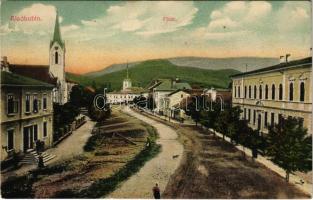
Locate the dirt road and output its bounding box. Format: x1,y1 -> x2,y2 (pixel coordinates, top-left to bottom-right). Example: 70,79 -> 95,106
107,107 -> 184,198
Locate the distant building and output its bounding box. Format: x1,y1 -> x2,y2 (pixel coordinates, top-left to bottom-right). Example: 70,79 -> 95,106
7,12 -> 74,105
1,71 -> 54,161
231,57 -> 312,134
146,78 -> 192,114
107,65 -> 147,104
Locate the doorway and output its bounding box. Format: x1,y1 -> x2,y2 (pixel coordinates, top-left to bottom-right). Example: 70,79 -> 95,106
23,125 -> 37,151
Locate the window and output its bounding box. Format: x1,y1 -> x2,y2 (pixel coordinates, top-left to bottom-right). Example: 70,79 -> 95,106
278,114 -> 283,126
25,94 -> 31,113
264,112 -> 268,128
7,95 -> 15,114
279,84 -> 283,100
248,109 -> 251,122
43,122 -> 47,137
234,86 -> 237,98
33,95 -> 38,113
244,86 -> 247,98
254,85 -> 257,99
244,108 -> 246,119
300,82 -> 305,102
259,85 -> 263,99
7,129 -> 14,150
265,85 -> 268,99
271,84 -> 275,100
34,125 -> 38,141
181,94 -> 183,98
55,51 -> 58,64
43,95 -> 47,110
248,86 -> 251,99
238,86 -> 240,98
271,113 -> 275,126
253,110 -> 256,125
289,82 -> 293,101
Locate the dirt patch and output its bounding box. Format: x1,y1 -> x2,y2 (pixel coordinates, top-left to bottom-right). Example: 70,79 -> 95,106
135,111 -> 310,199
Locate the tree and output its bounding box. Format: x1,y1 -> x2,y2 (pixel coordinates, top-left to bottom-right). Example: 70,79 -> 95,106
185,97 -> 201,126
133,95 -> 147,108
88,103 -> 111,123
266,117 -> 312,182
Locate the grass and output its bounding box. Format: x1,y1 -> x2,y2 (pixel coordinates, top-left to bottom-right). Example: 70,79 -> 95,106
1,109 -> 161,198
67,59 -> 239,91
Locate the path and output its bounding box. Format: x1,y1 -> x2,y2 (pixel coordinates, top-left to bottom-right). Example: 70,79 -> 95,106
46,116 -> 96,164
108,107 -> 184,198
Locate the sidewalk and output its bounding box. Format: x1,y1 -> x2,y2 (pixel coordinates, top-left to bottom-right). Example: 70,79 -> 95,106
1,116 -> 95,182
138,107 -> 312,196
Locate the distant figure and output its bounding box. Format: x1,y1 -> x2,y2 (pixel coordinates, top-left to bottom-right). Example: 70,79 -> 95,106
152,183 -> 161,199
38,153 -> 44,168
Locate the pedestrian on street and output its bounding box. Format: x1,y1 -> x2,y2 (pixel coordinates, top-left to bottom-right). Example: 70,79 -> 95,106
152,183 -> 161,199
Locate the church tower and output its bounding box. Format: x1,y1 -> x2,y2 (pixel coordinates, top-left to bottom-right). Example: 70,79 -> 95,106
49,11 -> 67,104
122,62 -> 132,91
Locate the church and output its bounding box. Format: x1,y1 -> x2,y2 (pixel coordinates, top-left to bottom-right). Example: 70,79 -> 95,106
106,65 -> 147,104
8,12 -> 73,105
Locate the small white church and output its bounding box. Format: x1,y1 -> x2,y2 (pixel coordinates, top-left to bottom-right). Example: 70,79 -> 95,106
8,12 -> 74,105
107,65 -> 147,104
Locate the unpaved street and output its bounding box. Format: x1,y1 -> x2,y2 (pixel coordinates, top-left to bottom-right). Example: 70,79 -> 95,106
107,107 -> 184,198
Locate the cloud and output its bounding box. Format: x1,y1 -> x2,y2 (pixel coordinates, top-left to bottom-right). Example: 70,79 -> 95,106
80,1 -> 198,37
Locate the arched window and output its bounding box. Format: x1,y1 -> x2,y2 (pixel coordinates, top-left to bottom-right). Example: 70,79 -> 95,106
254,85 -> 257,99
249,86 -> 251,99
265,85 -> 268,99
238,86 -> 241,98
289,82 -> 293,101
244,86 -> 247,98
55,51 -> 58,64
271,84 -> 275,100
279,84 -> 283,100
259,85 -> 262,99
300,82 -> 305,102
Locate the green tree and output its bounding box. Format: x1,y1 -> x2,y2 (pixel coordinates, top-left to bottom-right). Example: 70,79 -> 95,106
266,117 -> 312,182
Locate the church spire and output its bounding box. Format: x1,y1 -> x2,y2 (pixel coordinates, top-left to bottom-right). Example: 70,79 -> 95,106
126,61 -> 129,79
51,10 -> 64,48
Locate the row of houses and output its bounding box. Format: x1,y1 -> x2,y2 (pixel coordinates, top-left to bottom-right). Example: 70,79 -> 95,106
108,56 -> 312,135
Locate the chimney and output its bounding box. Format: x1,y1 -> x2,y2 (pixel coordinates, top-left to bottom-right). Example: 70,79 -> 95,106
279,56 -> 284,64
285,54 -> 291,63
1,56 -> 10,72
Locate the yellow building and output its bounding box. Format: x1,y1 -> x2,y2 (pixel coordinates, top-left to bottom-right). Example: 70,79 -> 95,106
1,71 -> 54,161
231,57 -> 312,134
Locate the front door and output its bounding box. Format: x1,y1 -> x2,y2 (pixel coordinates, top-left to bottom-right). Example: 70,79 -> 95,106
257,114 -> 262,131
23,127 -> 29,151
23,126 -> 34,151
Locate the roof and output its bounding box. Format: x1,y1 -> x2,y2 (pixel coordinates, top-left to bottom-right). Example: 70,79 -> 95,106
9,64 -> 57,85
50,12 -> 64,48
109,87 -> 147,94
1,71 -> 54,88
231,57 -> 312,78
153,79 -> 192,91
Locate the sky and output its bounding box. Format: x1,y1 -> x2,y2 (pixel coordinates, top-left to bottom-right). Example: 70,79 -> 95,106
0,1 -> 311,74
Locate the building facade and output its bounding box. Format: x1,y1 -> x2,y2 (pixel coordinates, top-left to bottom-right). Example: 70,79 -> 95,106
107,65 -> 146,104
1,71 -> 54,161
231,57 -> 312,134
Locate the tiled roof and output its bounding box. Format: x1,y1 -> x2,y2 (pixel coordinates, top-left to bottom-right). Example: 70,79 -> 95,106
1,71 -> 54,88
231,57 -> 312,78
9,64 -> 57,85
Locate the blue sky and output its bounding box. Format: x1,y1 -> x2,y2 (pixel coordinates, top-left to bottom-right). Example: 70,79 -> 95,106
0,1 -> 311,74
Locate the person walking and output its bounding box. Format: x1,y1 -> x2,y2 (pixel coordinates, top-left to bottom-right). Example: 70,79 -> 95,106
152,183 -> 161,199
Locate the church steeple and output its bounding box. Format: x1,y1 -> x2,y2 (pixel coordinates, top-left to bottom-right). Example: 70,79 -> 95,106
126,61 -> 129,79
50,11 -> 64,48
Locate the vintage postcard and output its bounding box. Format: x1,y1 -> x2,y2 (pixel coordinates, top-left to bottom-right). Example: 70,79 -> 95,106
0,0 -> 312,199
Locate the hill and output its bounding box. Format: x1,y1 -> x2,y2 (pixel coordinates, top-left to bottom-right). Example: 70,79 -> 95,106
168,56 -> 279,72
67,59 -> 240,91
84,57 -> 278,78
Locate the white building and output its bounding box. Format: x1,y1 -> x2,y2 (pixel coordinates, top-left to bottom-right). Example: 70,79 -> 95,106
107,65 -> 146,104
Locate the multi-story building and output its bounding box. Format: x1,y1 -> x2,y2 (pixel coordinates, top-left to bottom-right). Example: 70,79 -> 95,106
107,65 -> 147,104
231,57 -> 312,134
1,71 -> 54,161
